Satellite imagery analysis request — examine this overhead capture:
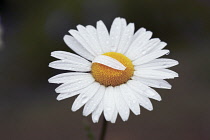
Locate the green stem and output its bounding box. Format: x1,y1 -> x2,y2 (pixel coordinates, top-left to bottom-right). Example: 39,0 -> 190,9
83,119 -> 95,140
99,117 -> 108,140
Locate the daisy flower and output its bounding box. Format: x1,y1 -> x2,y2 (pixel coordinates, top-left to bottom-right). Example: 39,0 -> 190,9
48,17 -> 179,123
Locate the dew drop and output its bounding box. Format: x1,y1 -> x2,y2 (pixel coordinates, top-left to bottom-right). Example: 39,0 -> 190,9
92,103 -> 97,108
141,51 -> 146,55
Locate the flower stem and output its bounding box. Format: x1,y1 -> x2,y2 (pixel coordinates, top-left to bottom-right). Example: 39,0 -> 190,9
83,119 -> 95,140
99,117 -> 108,140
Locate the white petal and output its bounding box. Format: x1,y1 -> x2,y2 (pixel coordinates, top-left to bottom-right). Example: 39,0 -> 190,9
55,76 -> 95,93
71,82 -> 100,112
135,58 -> 179,70
120,18 -> 127,26
132,27 -> 146,42
127,79 -> 162,101
48,72 -> 92,84
113,86 -> 130,121
83,85 -> 105,116
133,50 -> 170,65
57,90 -> 81,101
132,77 -> 172,89
151,42 -> 167,52
130,38 -> 161,59
111,107 -> 118,123
120,84 -> 140,115
86,25 -> 103,54
49,59 -> 91,72
126,31 -> 152,60
134,69 -> 178,79
92,55 -> 126,70
92,100 -> 104,123
64,35 -> 94,61
117,23 -> 135,54
120,18 -> 127,27
96,20 -> 111,52
131,90 -> 153,111
161,69 -> 179,77
138,41 -> 167,56
77,25 -> 102,55
103,86 -> 115,121
110,18 -> 127,52
110,17 -> 122,51
51,51 -> 91,64
69,29 -> 96,56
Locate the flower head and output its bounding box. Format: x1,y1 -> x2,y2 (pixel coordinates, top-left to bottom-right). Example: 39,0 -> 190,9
49,17 -> 179,123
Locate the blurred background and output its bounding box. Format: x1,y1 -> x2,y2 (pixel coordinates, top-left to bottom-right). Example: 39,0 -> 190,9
0,0 -> 210,140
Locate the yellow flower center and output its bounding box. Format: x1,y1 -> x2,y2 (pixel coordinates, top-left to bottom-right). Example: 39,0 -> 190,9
91,52 -> 134,87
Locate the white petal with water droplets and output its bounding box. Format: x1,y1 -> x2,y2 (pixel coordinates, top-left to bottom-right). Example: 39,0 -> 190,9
69,29 -> 96,56
71,82 -> 100,112
120,84 -> 140,115
134,69 -> 178,79
127,79 -> 161,101
49,59 -> 91,72
135,58 -> 179,70
55,76 -> 95,93
48,72 -> 92,84
117,23 -> 135,54
111,107 -> 118,123
126,31 -> 152,60
92,100 -> 104,123
132,27 -> 146,42
130,38 -> 161,59
114,86 -> 130,121
120,18 -> 127,32
110,17 -> 122,51
131,90 -> 153,111
83,85 -> 105,116
161,69 -> 179,76
64,35 -> 94,61
104,87 -> 115,121
133,50 -> 170,65
132,77 -> 171,89
51,51 -> 91,65
151,42 -> 167,52
110,87 -> 118,123
77,25 -> 102,55
57,90 -> 82,101
97,20 -> 111,53
120,18 -> 127,28
86,25 -> 103,54
92,55 -> 126,70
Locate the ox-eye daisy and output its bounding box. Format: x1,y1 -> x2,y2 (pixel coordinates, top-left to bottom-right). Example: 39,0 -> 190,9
48,17 -> 179,123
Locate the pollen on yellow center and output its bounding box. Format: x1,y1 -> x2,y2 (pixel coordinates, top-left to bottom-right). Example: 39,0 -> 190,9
91,52 -> 134,87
